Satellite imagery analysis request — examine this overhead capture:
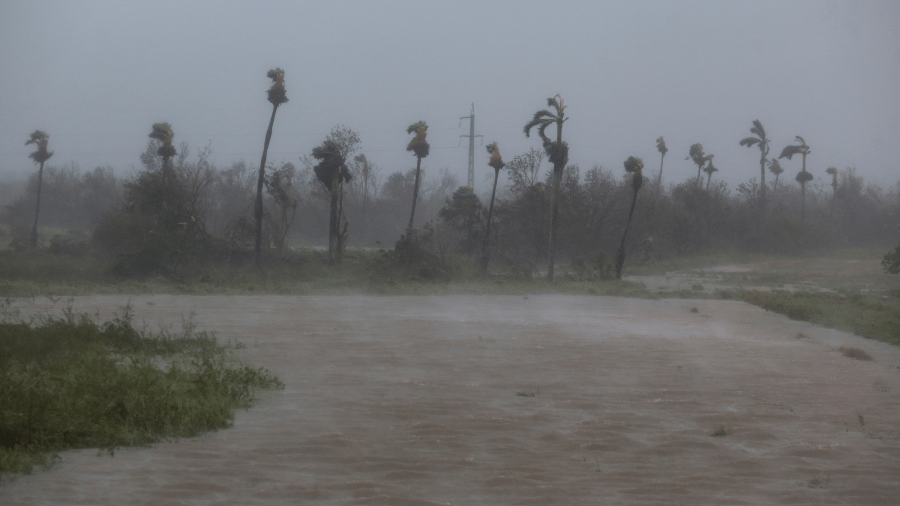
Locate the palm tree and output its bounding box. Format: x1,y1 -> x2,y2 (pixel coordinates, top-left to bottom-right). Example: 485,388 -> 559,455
254,67 -> 289,266
687,143 -> 706,184
524,94 -> 568,281
826,166 -> 839,216
149,122 -> 176,180
655,136 -> 668,198
406,121 -> 430,231
703,154 -> 718,191
739,119 -> 770,204
480,142 -> 505,272
615,156 -> 644,279
779,136 -> 812,221
25,130 -> 53,248
768,159 -> 784,197
312,139 -> 352,264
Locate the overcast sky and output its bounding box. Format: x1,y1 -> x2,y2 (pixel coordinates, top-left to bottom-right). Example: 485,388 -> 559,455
1,0 -> 898,195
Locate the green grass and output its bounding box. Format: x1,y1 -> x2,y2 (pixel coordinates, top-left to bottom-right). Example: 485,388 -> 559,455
740,290 -> 900,347
0,302 -> 283,482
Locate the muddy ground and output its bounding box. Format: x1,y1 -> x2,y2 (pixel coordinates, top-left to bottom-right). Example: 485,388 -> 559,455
2,288 -> 900,505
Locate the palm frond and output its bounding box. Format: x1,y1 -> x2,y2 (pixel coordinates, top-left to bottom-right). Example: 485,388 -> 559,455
656,136 -> 668,154
25,130 -> 49,146
767,159 -> 783,174
778,144 -> 804,160
739,137 -> 760,148
149,122 -> 173,143
623,156 -> 644,173
523,110 -> 553,137
825,166 -> 837,175
795,170 -> 813,183
750,119 -> 766,139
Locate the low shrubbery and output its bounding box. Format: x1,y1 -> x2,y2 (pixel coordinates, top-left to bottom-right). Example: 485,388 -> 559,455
0,303 -> 283,481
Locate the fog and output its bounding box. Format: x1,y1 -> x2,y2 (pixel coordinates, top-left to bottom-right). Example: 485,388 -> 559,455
2,0 -> 899,193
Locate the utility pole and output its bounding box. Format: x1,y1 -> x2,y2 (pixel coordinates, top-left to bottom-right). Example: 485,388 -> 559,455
459,103 -> 483,190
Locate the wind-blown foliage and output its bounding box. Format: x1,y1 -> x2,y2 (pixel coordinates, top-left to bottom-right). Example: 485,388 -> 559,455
739,119 -> 770,204
480,141 -> 505,272
687,143 -> 706,184
768,158 -> 784,197
703,154 -> 719,191
312,128 -> 358,264
615,156 -> 644,279
655,136 -> 668,197
779,135 -> 812,221
524,94 -> 568,281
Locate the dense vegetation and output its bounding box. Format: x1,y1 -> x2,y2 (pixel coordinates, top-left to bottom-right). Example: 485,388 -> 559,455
0,302 -> 283,481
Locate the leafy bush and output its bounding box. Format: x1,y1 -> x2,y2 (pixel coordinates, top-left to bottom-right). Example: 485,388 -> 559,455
0,304 -> 282,481
884,242 -> 900,274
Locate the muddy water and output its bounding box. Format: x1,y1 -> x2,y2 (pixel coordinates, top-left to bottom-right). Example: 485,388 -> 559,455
3,295 -> 900,505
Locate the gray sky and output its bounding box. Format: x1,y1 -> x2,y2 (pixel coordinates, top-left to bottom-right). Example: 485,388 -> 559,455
2,0 -> 898,193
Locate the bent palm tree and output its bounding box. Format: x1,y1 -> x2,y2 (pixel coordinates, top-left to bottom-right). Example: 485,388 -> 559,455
615,156 -> 644,279
524,94 -> 568,281
779,136 -> 812,221
687,143 -> 706,184
312,139 -> 352,264
655,136 -> 668,198
739,119 -> 770,204
255,67 -> 289,266
480,142 -> 505,272
406,121 -> 430,231
768,159 -> 784,197
25,130 -> 53,248
703,154 -> 718,191
149,122 -> 176,180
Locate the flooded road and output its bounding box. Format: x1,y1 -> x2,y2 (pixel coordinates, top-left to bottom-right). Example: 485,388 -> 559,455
3,294 -> 900,505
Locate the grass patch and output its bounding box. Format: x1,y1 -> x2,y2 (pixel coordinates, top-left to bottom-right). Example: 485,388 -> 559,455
0,302 -> 283,482
740,290 -> 900,347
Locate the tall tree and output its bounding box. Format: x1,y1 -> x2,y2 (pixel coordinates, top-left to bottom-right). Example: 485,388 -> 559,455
655,136 -> 668,197
254,68 -> 289,266
826,166 -> 839,216
703,154 -> 718,191
615,156 -> 644,279
779,136 -> 812,221
406,121 -> 430,231
25,130 -> 53,248
312,127 -> 359,264
524,94 -> 569,281
149,122 -> 176,180
739,119 -> 770,204
687,143 -> 707,184
480,142 -> 505,272
768,158 -> 784,197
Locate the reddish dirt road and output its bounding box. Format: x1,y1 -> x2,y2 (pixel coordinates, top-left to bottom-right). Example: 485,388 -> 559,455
3,294 -> 900,505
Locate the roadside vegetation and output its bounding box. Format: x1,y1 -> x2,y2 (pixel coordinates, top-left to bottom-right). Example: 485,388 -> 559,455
0,301 -> 283,482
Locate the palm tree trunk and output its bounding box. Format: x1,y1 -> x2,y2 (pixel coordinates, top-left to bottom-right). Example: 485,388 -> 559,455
547,165 -> 562,281
329,177 -> 339,264
706,173 -> 712,192
800,153 -> 808,222
480,168 -> 500,272
655,153 -> 665,198
772,174 -> 780,198
615,189 -> 640,279
759,154 -> 767,202
30,161 -> 45,248
255,103 -> 280,267
407,156 -> 422,231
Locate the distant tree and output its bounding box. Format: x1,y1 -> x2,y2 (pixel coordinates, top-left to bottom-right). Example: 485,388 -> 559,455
312,126 -> 359,264
703,154 -> 718,191
406,121 -> 430,231
884,242 -> 900,274
767,159 -> 784,198
826,166 -> 839,216
687,143 -> 707,184
615,156 -> 644,279
264,162 -> 298,251
254,67 -> 289,266
480,142 -> 505,272
149,123 -> 176,180
524,94 -> 569,281
779,136 -> 812,221
655,136 -> 668,197
438,186 -> 484,255
25,130 -> 53,248
505,147 -> 546,195
739,119 -> 770,205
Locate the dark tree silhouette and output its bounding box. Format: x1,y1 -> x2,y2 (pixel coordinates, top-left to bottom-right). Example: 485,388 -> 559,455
406,121 -> 430,231
615,156 -> 644,279
149,122 -> 176,180
480,142 -> 505,272
655,136 -> 668,198
524,94 -> 568,281
703,154 -> 718,191
254,68 -> 288,266
779,136 -> 812,221
312,127 -> 359,264
768,158 -> 784,197
25,130 -> 53,248
826,166 -> 839,216
687,143 -> 707,184
739,119 -> 770,205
